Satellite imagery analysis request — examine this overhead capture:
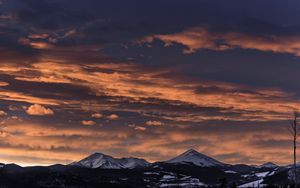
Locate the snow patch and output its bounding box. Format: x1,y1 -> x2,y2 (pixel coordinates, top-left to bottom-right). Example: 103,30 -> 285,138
225,170 -> 237,174
255,171 -> 269,178
238,180 -> 265,188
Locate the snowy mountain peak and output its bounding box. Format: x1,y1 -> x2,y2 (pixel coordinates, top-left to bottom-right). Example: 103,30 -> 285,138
166,149 -> 224,167
260,162 -> 278,168
72,152 -> 150,169
87,152 -> 111,159
182,149 -> 201,155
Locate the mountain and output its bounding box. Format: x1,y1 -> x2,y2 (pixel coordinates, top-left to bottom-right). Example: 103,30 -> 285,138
72,152 -> 150,169
118,157 -> 150,169
166,149 -> 225,167
0,150 -> 289,187
259,162 -> 278,168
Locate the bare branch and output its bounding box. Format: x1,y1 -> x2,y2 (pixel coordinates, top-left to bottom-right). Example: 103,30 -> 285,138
289,121 -> 297,136
289,126 -> 295,135
288,110 -> 299,185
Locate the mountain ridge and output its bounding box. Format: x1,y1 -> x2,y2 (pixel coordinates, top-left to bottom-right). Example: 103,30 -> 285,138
72,152 -> 150,169
165,149 -> 226,167
0,149 -> 287,187
70,149 -> 283,169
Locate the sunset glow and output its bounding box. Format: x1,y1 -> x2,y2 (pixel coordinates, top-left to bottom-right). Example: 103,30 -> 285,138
0,0 -> 300,167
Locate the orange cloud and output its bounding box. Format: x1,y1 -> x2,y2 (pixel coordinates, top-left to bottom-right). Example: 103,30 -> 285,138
29,42 -> 53,49
146,120 -> 164,126
141,27 -> 300,56
0,61 -> 299,122
0,81 -> 9,87
0,90 -> 65,105
26,104 -> 54,116
0,110 -> 7,116
0,115 -> 293,166
134,126 -> 146,131
28,33 -> 49,39
107,114 -> 119,120
91,113 -> 103,118
128,124 -> 146,131
0,121 -> 129,165
81,120 -> 96,126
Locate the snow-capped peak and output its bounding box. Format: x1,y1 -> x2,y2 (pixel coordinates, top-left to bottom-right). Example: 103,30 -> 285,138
166,149 -> 224,167
74,152 -> 121,169
72,152 -> 150,169
259,162 -> 278,168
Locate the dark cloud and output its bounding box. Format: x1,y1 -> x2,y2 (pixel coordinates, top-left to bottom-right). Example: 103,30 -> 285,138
250,139 -> 292,149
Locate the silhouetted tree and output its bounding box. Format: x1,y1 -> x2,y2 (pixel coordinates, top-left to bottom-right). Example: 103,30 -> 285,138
219,177 -> 227,188
231,182 -> 237,188
288,111 -> 300,186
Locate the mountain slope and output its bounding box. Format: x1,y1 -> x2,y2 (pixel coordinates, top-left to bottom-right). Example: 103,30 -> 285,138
72,152 -> 150,169
166,149 -> 225,167
118,157 -> 150,169
259,162 -> 278,168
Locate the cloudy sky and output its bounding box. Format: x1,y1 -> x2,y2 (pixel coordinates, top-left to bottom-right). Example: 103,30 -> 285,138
0,0 -> 300,166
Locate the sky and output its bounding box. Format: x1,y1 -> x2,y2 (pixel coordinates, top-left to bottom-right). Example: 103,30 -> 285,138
0,0 -> 300,166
